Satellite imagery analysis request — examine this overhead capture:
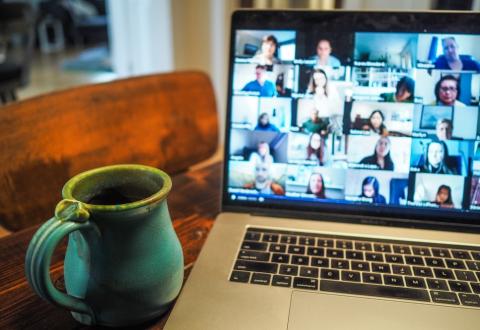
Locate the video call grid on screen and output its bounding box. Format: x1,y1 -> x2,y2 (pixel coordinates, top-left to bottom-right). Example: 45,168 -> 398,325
224,14 -> 480,220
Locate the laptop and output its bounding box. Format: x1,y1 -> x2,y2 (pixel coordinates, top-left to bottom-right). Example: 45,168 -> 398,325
165,10 -> 480,330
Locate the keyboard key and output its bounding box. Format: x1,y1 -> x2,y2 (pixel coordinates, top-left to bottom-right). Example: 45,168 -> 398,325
317,239 -> 334,247
238,250 -> 270,261
269,244 -> 286,253
466,261 -> 480,271
471,251 -> 480,261
307,247 -> 324,257
405,277 -> 426,289
470,283 -> 480,294
271,253 -> 289,263
299,237 -> 315,246
321,268 -> 340,280
392,265 -> 412,276
430,291 -> 459,305
371,263 -> 391,273
288,245 -> 305,255
412,247 -> 431,257
432,248 -> 451,258
272,275 -> 292,287
327,249 -> 344,258
405,256 -> 424,266
292,255 -> 309,265
262,234 -> 279,243
366,253 -> 383,262
412,266 -> 433,278
342,270 -> 361,282
311,257 -> 329,268
434,268 -> 454,279
374,243 -> 392,253
346,251 -> 364,260
393,245 -> 411,255
300,267 -> 319,278
279,264 -> 298,276
362,272 -> 382,284
448,281 -> 471,293
331,259 -> 349,269
425,257 -> 445,268
455,270 -> 477,282
355,242 -> 372,251
244,231 -> 261,241
230,271 -> 250,283
445,259 -> 465,269
336,240 -> 353,249
385,254 -> 404,264
293,277 -> 318,290
234,260 -> 278,273
351,261 -> 370,272
251,273 -> 271,285
384,275 -> 404,286
321,280 -> 430,302
427,279 -> 448,291
241,241 -> 267,251
451,250 -> 471,260
458,293 -> 480,307
280,235 -> 297,245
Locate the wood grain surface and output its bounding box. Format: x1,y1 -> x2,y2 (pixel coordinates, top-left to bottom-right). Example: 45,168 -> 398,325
0,161 -> 222,329
0,71 -> 218,231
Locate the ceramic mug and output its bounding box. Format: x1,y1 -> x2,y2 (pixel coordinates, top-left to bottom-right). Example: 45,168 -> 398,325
25,164 -> 184,326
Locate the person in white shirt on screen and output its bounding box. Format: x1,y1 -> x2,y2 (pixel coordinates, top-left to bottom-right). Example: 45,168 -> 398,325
310,39 -> 342,79
252,35 -> 280,65
249,141 -> 274,165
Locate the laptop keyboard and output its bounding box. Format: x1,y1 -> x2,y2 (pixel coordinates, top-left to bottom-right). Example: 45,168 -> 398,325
229,227 -> 480,308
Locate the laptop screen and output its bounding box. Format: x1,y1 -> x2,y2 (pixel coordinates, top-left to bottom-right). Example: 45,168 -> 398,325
223,11 -> 480,227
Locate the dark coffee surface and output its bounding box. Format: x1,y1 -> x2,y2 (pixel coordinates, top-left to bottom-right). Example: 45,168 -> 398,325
86,186 -> 153,205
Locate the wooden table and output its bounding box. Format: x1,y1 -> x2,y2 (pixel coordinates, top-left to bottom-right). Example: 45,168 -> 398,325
0,162 -> 222,329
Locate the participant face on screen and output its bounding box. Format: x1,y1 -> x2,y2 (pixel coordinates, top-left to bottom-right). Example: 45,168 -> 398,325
442,38 -> 459,61
427,142 -> 445,167
438,79 -> 458,106
309,173 -> 324,194
258,142 -> 270,156
363,183 -> 375,198
370,111 -> 383,131
310,133 -> 322,150
316,40 -> 332,60
313,71 -> 327,89
261,39 -> 277,58
436,120 -> 453,140
255,67 -> 266,83
255,163 -> 271,185
436,187 -> 450,204
375,137 -> 390,157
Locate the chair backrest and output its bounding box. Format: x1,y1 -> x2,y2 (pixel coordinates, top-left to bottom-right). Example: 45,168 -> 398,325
0,71 -> 218,231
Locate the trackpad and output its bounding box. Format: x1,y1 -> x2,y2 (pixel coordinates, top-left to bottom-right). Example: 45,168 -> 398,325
288,291 -> 478,330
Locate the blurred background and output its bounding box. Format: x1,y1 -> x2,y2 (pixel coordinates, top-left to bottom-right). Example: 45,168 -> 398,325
0,0 -> 479,135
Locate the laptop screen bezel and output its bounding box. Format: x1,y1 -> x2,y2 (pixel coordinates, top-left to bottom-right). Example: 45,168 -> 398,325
222,9 -> 480,232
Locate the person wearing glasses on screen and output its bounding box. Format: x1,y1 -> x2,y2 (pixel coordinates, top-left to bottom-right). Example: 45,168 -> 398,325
432,75 -> 466,107
359,136 -> 395,171
434,37 -> 480,72
306,173 -> 326,199
421,140 -> 457,175
380,76 -> 415,103
432,184 -> 455,208
360,176 -> 386,204
241,65 -> 277,97
252,35 -> 280,66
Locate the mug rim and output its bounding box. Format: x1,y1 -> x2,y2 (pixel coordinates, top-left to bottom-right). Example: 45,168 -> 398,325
62,164 -> 172,212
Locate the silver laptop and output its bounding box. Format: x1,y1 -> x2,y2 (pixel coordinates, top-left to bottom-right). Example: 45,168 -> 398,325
166,10 -> 480,330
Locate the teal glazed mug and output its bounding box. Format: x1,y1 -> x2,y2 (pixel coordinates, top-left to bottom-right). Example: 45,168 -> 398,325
25,164 -> 184,327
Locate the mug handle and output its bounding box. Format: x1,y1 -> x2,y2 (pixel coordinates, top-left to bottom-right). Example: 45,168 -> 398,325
25,199 -> 99,323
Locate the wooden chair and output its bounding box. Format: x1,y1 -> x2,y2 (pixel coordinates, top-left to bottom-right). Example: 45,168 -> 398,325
0,71 -> 218,232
